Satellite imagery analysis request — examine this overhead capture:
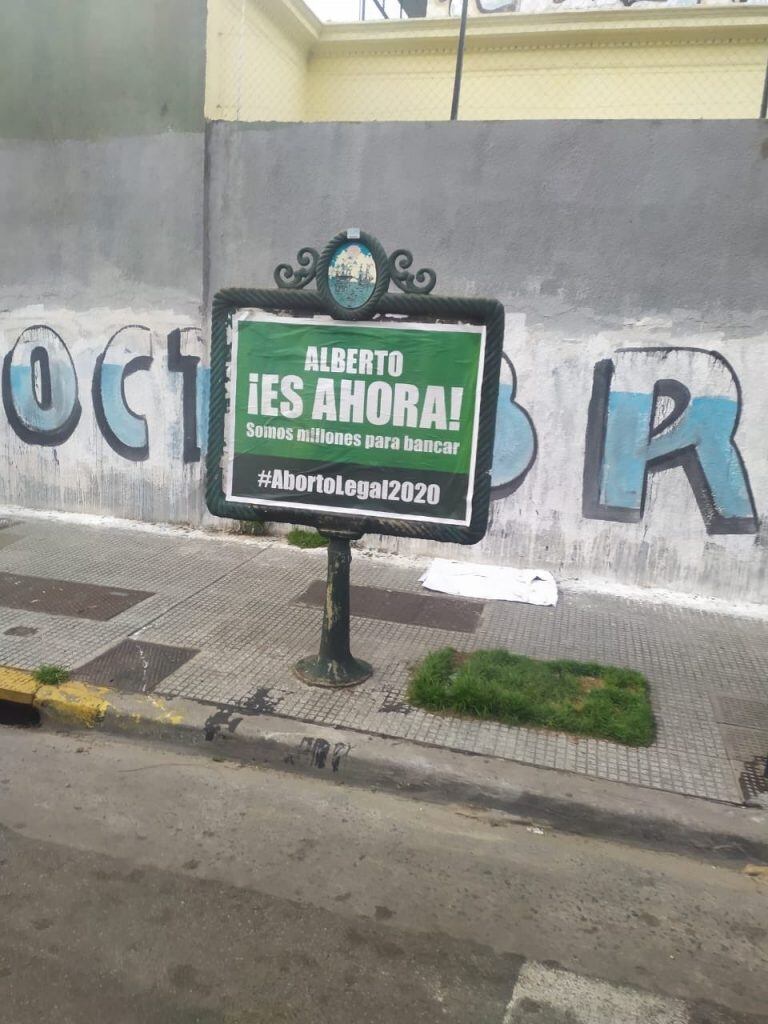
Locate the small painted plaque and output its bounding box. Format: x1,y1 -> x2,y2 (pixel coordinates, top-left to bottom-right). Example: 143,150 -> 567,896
327,242 -> 377,310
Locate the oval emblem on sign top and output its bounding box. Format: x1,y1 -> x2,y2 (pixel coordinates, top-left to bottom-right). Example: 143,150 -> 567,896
327,241 -> 377,310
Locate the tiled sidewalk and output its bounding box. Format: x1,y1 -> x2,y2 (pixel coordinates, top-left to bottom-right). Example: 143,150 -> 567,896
0,514 -> 766,805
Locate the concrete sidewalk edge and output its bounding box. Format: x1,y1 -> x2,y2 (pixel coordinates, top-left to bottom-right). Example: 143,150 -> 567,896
14,676 -> 766,867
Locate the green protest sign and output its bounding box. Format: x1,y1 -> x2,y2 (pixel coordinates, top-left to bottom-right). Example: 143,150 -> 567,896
225,313 -> 485,526
207,228 -> 504,687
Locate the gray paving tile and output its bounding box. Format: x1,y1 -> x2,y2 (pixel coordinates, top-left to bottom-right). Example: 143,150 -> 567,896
1,515 -> 760,804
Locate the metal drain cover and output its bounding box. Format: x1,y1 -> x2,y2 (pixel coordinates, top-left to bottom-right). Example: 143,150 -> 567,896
296,580 -> 483,633
74,639 -> 198,693
0,572 -> 153,621
739,755 -> 768,806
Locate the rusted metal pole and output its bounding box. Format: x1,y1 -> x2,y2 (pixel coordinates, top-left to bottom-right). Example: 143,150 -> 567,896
294,532 -> 372,688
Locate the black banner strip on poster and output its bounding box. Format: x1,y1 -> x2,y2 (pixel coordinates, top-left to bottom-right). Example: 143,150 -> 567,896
230,454 -> 470,523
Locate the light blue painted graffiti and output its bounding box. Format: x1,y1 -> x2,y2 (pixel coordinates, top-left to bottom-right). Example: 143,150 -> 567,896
98,363 -> 148,451
3,322 -> 211,463
92,325 -> 153,461
2,325 -> 81,445
583,347 -> 757,535
196,365 -> 210,453
490,353 -> 536,499
602,393 -> 754,520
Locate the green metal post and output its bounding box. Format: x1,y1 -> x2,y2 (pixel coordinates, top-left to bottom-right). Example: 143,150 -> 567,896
294,531 -> 372,687
450,0 -> 470,121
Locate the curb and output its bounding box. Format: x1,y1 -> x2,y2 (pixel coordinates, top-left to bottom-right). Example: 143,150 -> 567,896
0,668 -> 111,727
3,667 -> 767,867
0,666 -> 40,705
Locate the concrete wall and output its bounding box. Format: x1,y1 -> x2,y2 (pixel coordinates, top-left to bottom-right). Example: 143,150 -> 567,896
206,119 -> 768,602
0,0 -> 206,140
0,0 -> 208,525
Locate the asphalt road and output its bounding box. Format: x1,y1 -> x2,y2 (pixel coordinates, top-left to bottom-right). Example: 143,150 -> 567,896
0,726 -> 766,1023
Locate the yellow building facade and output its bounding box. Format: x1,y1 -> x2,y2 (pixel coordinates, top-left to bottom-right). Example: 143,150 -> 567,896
206,0 -> 768,120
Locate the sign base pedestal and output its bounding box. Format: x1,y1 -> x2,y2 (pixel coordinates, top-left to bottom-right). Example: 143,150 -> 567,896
294,654 -> 372,689
294,531 -> 372,689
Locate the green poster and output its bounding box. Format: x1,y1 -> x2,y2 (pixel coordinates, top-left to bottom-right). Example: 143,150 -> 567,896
225,312 -> 485,525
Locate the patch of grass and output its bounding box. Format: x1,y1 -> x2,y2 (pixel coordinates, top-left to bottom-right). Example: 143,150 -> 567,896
408,648 -> 655,747
287,528 -> 328,549
237,519 -> 269,537
32,664 -> 70,687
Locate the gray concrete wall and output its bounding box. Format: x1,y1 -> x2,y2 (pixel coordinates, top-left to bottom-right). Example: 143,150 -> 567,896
0,0 -> 207,525
0,134 -> 204,315
3,84 -> 767,601
207,121 -> 768,326
207,120 -> 768,602
0,0 -> 206,140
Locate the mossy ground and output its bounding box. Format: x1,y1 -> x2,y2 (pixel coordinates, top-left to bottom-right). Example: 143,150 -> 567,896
408,648 -> 655,747
287,529 -> 328,549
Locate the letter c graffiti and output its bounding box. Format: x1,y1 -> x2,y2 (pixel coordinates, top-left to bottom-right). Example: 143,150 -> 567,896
92,325 -> 153,461
2,325 -> 81,445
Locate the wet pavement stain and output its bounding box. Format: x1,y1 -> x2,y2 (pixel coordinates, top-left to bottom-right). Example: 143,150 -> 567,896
203,708 -> 243,741
378,693 -> 415,716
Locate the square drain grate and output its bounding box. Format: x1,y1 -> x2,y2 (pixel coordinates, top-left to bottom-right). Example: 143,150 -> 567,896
74,639 -> 198,694
296,580 -> 484,633
718,724 -> 768,763
713,696 -> 768,731
739,755 -> 768,805
0,572 -> 153,621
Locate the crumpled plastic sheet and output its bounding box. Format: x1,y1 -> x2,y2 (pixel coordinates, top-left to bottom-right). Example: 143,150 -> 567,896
419,559 -> 558,607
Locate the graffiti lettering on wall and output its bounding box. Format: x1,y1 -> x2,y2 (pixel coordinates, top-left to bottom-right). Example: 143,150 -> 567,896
0,324 -> 758,538
581,348 -> 757,535
1,324 -> 210,463
490,352 -> 536,499
2,326 -> 82,446
488,345 -> 758,535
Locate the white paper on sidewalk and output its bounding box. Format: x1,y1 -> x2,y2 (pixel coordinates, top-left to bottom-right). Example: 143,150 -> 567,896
419,559 -> 558,607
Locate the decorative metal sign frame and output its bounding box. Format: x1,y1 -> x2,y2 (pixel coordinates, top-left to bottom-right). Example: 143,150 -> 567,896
207,229 -> 504,547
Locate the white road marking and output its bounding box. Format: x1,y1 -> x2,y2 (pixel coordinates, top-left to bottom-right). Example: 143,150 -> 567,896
504,962 -> 689,1024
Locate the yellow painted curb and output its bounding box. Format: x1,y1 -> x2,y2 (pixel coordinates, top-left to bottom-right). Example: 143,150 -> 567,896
34,681 -> 111,728
0,666 -> 40,705
0,663 -> 185,731
147,694 -> 185,726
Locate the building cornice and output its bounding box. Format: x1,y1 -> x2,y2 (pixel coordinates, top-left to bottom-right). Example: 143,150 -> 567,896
307,5 -> 768,55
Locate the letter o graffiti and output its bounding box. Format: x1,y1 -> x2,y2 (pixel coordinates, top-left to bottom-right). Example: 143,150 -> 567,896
1,325 -> 82,445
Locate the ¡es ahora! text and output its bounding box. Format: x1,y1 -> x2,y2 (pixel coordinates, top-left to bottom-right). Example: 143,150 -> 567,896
246,374 -> 465,432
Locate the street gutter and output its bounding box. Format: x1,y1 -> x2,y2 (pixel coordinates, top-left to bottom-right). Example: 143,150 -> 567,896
4,674 -> 764,867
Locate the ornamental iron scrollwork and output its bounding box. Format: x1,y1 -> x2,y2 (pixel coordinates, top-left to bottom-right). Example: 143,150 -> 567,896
274,247 -> 319,290
273,233 -> 437,307
388,249 -> 437,295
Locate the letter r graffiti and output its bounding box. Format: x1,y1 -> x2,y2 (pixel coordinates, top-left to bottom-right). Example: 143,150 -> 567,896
583,347 -> 757,535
